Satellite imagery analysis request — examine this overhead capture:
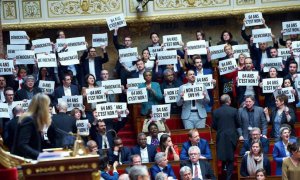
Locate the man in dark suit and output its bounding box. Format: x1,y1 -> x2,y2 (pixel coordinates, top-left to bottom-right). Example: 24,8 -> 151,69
131,59 -> 146,79
180,146 -> 216,179
108,137 -> 131,165
212,94 -> 239,180
131,133 -> 157,163
180,129 -> 212,160
150,152 -> 176,180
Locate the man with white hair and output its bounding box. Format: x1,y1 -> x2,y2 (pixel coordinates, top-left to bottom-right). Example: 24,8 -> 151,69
129,165 -> 150,180
179,166 -> 192,180
150,152 -> 176,180
180,146 -> 216,180
155,172 -> 168,180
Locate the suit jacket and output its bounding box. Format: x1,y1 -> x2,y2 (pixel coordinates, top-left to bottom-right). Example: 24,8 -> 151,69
4,116 -> 19,151
14,87 -> 42,101
240,137 -> 269,156
240,154 -> 271,177
131,145 -> 157,162
177,82 -> 210,120
100,171 -> 119,180
193,68 -> 214,107
237,106 -> 268,139
150,164 -> 176,180
273,137 -> 297,175
52,85 -> 79,106
180,139 -> 212,160
108,146 -> 131,164
270,107 -> 296,138
180,160 -> 216,180
89,124 -> 116,149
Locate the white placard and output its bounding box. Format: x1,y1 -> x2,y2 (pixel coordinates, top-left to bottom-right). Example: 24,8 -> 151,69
106,14 -> 127,31
32,38 -> 52,54
0,60 -> 14,75
294,74 -> 300,89
164,88 -> 179,103
292,41 -> 300,56
12,100 -> 31,112
282,21 -> 300,35
127,88 -> 148,104
127,78 -> 146,90
96,103 -> 118,119
232,44 -> 250,59
237,71 -> 259,86
15,50 -> 35,64
62,95 -> 83,111
92,33 -> 108,47
119,47 -> 138,63
278,48 -> 291,57
86,87 -> 106,103
183,84 -> 204,101
56,37 -> 86,52
148,46 -> 163,60
163,34 -> 182,49
262,78 -> 283,93
0,103 -> 10,118
76,120 -> 90,136
261,57 -> 283,72
152,104 -> 171,120
101,79 -> 122,94
186,40 -> 207,55
209,44 -> 226,59
218,58 -> 238,75
9,31 -> 29,44
156,50 -> 178,65
195,74 -> 214,89
58,51 -> 79,66
252,28 -> 273,43
7,45 -> 26,59
244,12 -> 263,27
38,80 -> 55,94
273,87 -> 295,103
36,53 -> 57,68
108,102 -> 127,118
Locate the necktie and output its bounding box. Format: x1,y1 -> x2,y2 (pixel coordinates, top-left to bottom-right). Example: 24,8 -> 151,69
194,163 -> 198,178
192,100 -> 195,107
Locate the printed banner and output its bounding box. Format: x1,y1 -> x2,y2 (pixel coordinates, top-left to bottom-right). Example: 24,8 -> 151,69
86,87 -> 106,103
219,58 -> 237,75
148,46 -> 163,60
164,88 -> 179,103
107,102 -> 127,118
282,21 -> 300,35
292,41 -> 300,56
244,12 -> 263,27
38,80 -> 55,94
252,28 -> 273,43
119,47 -> 138,63
12,100 -> 31,112
101,79 -> 122,94
278,48 -> 291,57
195,74 -> 214,89
127,88 -> 148,104
76,120 -> 90,136
7,45 -> 26,59
127,78 -> 145,90
209,44 -> 226,59
183,84 -> 204,101
237,71 -> 259,86
163,34 -> 182,49
92,33 -> 108,47
62,95 -> 83,111
152,104 -> 171,120
262,78 -> 283,93
0,60 -> 14,75
232,44 -> 250,59
106,14 -> 127,31
10,31 -> 29,44
96,103 -> 117,119
261,57 -> 283,72
15,50 -> 35,64
273,87 -> 295,103
156,50 -> 178,65
32,38 -> 52,54
186,40 -> 207,55
56,37 -> 86,52
58,51 -> 79,66
0,103 -> 10,118
36,53 -> 57,67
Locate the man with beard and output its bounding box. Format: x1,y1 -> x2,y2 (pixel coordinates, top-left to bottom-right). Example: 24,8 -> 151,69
108,137 -> 131,165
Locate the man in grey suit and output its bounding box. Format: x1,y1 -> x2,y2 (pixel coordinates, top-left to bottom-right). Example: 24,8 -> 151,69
177,69 -> 210,129
237,95 -> 268,140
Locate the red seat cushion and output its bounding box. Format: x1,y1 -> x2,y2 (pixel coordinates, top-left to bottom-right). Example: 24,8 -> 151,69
0,168 -> 18,180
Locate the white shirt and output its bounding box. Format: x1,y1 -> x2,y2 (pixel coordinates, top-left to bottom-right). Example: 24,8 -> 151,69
140,147 -> 149,163
101,134 -> 110,149
196,69 -> 203,75
63,86 -> 72,96
88,59 -> 96,78
192,162 -> 203,179
261,52 -> 268,66
284,141 -> 290,157
0,90 -> 4,103
8,103 -> 14,120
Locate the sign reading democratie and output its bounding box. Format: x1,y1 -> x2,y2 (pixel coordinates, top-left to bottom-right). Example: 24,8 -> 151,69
163,34 -> 182,49
32,38 -> 52,54
218,58 -> 237,75
56,37 -> 86,52
278,48 -> 291,58
148,46 -> 163,60
164,88 -> 179,103
0,60 -> 14,75
261,58 -> 283,72
38,80 -> 55,94
209,44 -> 226,59
152,104 -> 171,121
62,95 -> 83,111
92,33 -> 108,47
127,78 -> 145,90
0,103 -> 10,118
237,71 -> 259,86
232,44 -> 250,59
183,84 -> 204,101
15,50 -> 35,65
282,21 -> 300,35
292,41 -> 300,56
9,31 -> 29,44
7,45 -> 26,59
156,50 -> 178,65
127,88 -> 148,104
119,47 -> 138,63
58,51 -> 79,66
244,12 -> 263,27
36,53 -> 57,68
195,74 -> 214,89
186,40 -> 207,55
273,87 -> 295,103
106,14 -> 127,31
101,79 -> 122,94
76,120 -> 89,136
252,28 -> 273,43
262,78 -> 283,93
85,87 -> 106,103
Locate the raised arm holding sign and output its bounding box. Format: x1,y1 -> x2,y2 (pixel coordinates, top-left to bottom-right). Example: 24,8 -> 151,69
32,38 -> 52,54
244,12 -> 263,27
252,28 -> 273,43
10,31 -> 29,44
218,58 -> 237,75
163,34 -> 182,49
106,14 -> 127,31
282,21 -> 300,36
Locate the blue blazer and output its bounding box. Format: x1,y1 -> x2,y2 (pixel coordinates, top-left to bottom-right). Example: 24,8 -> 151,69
101,171 -> 119,180
131,145 -> 157,162
150,164 -> 176,180
52,85 -> 79,106
273,137 -> 297,175
180,139 -> 212,160
108,146 -> 131,164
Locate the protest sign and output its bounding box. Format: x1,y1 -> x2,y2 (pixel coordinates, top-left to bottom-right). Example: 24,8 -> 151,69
273,87 -> 295,103
106,14 -> 127,31
219,58 -> 237,75
156,50 -> 178,65
92,33 -> 108,47
7,45 -> 25,59
244,12 -> 263,27
278,48 -> 291,57
186,40 -> 207,55
32,38 -> 52,54
183,84 -> 204,101
163,34 -> 182,49
295,74 -> 300,89
38,80 -> 55,94
15,50 -> 35,64
232,44 -> 250,59
56,37 -> 86,52
127,88 -> 148,104
86,87 -> 106,103
282,21 -> 300,35
252,28 -> 273,43
148,46 -> 163,60
152,104 -> 171,120
119,47 -> 138,63
12,100 -> 31,111
101,79 -> 122,94
209,44 -> 226,59
0,60 -> 14,75
96,103 -> 118,119
62,95 -> 83,111
10,31 -> 29,44
36,53 -> 57,68
108,102 -> 127,117
76,120 -> 89,136
127,78 -> 145,90
262,78 -> 283,93
292,41 -> 300,56
261,58 -> 283,72
58,51 -> 79,66
164,88 -> 179,103
195,74 -> 214,89
237,71 -> 259,86
0,103 -> 10,118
